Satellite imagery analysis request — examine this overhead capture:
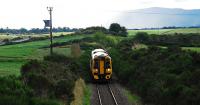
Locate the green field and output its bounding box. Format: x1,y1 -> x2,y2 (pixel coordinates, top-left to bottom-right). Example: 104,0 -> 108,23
128,28 -> 200,36
0,34 -> 86,76
2,28 -> 200,76
124,89 -> 141,105
131,44 -> 200,53
182,47 -> 200,52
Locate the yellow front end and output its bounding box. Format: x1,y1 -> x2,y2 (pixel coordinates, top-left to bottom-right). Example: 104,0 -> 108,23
92,69 -> 99,80
105,68 -> 112,80
91,57 -> 112,81
92,68 -> 112,80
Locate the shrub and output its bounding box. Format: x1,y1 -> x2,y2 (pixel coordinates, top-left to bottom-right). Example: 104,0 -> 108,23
21,60 -> 41,76
21,54 -> 78,104
77,50 -> 91,82
0,95 -> 29,105
25,73 -> 52,97
112,41 -> 200,105
0,76 -> 32,105
55,79 -> 74,104
93,32 -> 118,48
30,98 -> 61,105
134,32 -> 149,42
75,26 -> 108,34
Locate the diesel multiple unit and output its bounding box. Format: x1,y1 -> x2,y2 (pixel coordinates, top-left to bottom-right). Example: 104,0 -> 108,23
90,49 -> 112,81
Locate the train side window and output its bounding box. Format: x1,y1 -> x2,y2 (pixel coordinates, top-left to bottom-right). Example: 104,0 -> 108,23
105,60 -> 110,68
94,60 -> 99,69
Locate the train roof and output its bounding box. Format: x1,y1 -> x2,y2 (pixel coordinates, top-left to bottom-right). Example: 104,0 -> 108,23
91,49 -> 111,59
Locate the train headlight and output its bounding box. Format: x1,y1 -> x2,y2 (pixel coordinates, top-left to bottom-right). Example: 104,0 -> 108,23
107,69 -> 111,72
94,69 -> 98,73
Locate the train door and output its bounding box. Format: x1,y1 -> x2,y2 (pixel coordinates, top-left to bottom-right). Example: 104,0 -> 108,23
99,58 -> 105,75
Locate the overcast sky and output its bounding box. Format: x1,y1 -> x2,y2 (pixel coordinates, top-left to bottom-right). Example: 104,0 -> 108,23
0,0 -> 200,29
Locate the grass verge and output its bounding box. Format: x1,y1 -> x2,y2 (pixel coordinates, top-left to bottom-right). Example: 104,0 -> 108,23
70,78 -> 91,105
182,47 -> 200,52
123,89 -> 142,105
83,84 -> 91,105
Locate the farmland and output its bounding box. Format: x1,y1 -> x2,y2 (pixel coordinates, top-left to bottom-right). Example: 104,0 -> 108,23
128,28 -> 200,36
1,27 -> 200,105
0,32 -> 73,41
0,34 -> 87,76
129,28 -> 200,53
182,47 -> 200,52
1,28 -> 200,76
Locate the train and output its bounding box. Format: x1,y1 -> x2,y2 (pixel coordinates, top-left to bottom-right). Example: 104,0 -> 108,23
90,49 -> 112,81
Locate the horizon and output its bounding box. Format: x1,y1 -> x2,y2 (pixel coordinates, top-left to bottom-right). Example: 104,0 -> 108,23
1,24 -> 200,30
1,0 -> 200,29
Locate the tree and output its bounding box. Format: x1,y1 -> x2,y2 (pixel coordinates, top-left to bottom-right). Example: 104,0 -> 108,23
109,23 -> 127,37
19,28 -> 28,34
119,26 -> 128,37
109,23 -> 121,35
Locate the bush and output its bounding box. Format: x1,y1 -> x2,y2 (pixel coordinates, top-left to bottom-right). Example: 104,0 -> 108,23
21,60 -> 41,76
112,41 -> 200,105
21,54 -> 78,104
75,26 -> 108,34
30,98 -> 61,105
55,79 -> 74,104
0,75 -> 62,105
134,32 -> 149,42
0,95 -> 29,105
0,76 -> 29,105
25,73 -> 52,97
133,33 -> 200,47
77,50 -> 91,82
93,32 -> 119,48
0,76 -> 32,97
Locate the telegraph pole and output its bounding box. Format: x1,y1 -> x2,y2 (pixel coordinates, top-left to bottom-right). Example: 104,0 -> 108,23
47,7 -> 53,55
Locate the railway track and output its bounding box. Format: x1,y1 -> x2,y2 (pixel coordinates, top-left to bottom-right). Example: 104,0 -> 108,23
96,84 -> 119,105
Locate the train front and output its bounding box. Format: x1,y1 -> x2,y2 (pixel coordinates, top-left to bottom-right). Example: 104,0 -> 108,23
90,49 -> 112,81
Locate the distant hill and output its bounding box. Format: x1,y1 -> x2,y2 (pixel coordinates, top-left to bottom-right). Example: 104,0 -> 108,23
116,7 -> 200,29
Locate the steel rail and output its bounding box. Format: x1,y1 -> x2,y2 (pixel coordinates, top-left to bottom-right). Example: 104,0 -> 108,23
96,84 -> 103,105
108,84 -> 119,105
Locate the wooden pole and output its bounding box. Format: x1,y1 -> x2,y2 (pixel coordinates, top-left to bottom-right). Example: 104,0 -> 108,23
47,7 -> 53,55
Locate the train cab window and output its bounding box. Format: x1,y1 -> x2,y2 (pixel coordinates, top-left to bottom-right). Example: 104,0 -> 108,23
105,60 -> 111,68
94,59 -> 99,69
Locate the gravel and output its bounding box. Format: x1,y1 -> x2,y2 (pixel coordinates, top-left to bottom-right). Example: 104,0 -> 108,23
90,82 -> 131,105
